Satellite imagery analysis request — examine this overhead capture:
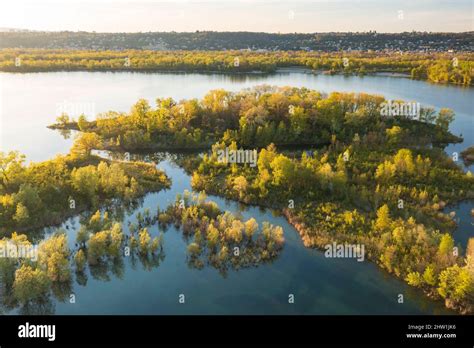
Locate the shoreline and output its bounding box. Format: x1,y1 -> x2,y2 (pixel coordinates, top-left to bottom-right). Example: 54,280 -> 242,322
188,180 -> 473,314
1,67 -> 471,88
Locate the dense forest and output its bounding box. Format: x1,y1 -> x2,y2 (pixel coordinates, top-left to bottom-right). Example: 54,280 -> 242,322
49,85 -> 474,313
1,49 -> 473,85
51,85 -> 462,152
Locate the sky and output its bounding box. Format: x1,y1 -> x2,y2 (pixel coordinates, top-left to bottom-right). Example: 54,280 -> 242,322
0,0 -> 472,33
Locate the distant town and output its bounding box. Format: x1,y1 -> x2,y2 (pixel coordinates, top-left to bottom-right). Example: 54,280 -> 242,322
0,30 -> 472,52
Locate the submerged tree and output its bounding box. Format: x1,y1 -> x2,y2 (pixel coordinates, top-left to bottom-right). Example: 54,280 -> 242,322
13,264 -> 50,303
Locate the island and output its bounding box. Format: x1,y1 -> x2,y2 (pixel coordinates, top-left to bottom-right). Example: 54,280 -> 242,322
45,85 -> 474,313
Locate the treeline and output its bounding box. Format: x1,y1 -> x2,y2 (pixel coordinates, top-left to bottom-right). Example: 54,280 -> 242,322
50,86 -> 461,153
1,49 -> 473,85
1,31 -> 472,52
0,144 -> 170,235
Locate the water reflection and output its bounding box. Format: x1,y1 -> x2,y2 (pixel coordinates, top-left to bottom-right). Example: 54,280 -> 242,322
58,129 -> 72,140
1,149 -> 462,315
0,174 -> 285,314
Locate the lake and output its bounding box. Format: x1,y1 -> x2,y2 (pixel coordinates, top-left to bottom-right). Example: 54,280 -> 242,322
0,70 -> 472,314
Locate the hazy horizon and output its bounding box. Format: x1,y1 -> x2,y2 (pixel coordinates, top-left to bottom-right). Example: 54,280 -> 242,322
1,0 -> 472,34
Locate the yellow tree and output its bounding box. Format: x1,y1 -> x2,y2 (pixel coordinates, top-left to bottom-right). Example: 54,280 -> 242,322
0,151 -> 25,192
375,204 -> 392,232
233,176 -> 248,200
70,133 -> 102,158
13,264 -> 50,303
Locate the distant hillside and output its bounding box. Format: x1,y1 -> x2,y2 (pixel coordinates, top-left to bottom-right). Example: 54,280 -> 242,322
1,31 -> 472,52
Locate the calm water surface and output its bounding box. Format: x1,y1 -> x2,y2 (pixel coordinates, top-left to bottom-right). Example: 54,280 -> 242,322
0,71 -> 472,314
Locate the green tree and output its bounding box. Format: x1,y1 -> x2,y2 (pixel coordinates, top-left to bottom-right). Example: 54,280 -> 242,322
187,242 -> 201,257
270,154 -> 297,190
87,230 -> 109,264
71,165 -> 99,202
74,249 -> 86,271
244,218 -> 258,239
38,233 -> 71,282
109,223 -> 124,256
77,114 -> 89,131
56,113 -> 70,125
70,133 -> 102,158
13,264 -> 50,303
0,151 -> 25,192
138,228 -> 151,254
435,108 -> 455,131
207,224 -> 220,249
13,203 -> 29,225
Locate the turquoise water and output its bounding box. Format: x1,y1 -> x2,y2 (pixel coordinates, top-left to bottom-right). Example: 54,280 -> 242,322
0,71 -> 472,314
